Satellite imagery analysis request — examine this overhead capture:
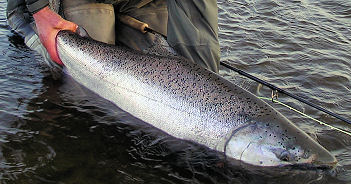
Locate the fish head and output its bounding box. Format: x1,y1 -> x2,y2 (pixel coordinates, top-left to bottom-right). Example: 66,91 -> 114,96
225,114 -> 337,168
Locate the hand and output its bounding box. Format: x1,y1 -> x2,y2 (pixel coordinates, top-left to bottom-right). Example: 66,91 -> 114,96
33,6 -> 78,65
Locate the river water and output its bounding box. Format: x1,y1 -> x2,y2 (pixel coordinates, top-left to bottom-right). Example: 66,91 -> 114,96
0,0 -> 350,183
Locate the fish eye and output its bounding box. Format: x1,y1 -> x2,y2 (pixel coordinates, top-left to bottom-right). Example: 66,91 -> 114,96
279,151 -> 291,162
302,150 -> 311,158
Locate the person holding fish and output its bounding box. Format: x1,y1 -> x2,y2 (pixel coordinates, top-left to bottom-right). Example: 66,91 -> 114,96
7,0 -> 220,78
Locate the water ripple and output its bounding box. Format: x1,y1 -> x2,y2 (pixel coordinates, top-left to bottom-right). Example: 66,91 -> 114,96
0,0 -> 350,183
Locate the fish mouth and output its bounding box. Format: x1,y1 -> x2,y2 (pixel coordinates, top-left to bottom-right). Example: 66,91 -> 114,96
281,153 -> 338,170
224,119 -> 338,168
284,162 -> 337,170
309,153 -> 338,169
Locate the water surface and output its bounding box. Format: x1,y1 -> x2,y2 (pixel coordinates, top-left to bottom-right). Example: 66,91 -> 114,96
0,0 -> 350,183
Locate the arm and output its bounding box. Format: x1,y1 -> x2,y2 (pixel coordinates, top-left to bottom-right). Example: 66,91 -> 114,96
25,0 -> 48,13
7,0 -> 33,37
33,6 -> 78,65
6,0 -> 51,37
7,0 -> 78,65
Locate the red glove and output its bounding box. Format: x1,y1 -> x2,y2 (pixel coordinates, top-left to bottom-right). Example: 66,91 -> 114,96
33,6 -> 78,65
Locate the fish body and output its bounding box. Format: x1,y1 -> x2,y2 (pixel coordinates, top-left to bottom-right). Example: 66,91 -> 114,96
56,31 -> 337,167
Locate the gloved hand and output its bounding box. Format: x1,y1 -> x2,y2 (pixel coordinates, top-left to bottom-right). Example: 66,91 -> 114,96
33,6 -> 78,65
